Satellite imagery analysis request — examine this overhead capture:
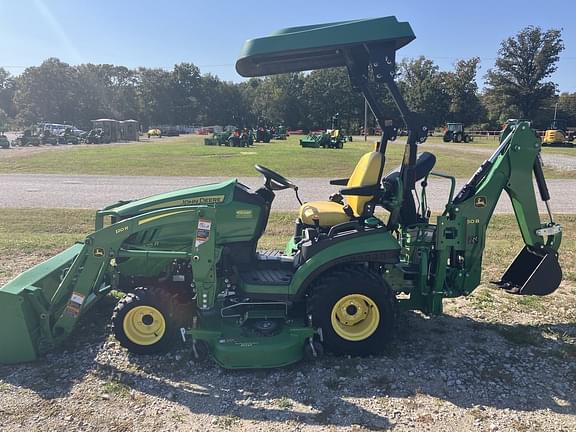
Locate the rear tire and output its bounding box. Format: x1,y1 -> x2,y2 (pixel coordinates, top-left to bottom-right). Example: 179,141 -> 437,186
464,134 -> 471,143
308,267 -> 396,356
112,287 -> 176,355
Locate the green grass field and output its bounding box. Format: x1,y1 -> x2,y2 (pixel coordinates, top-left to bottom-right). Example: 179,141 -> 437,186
0,134 -> 573,179
1,209 -> 573,284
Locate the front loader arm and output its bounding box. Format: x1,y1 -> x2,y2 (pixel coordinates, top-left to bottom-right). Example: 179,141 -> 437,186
0,202 -> 222,363
49,206 -> 219,341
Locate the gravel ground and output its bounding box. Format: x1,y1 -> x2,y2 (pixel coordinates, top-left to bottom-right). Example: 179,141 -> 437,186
0,258 -> 575,431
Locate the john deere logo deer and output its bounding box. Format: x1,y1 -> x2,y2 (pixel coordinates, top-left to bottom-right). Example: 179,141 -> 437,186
474,196 -> 487,208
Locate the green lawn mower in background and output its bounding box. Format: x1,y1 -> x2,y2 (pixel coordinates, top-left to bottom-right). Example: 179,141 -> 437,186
0,16 -> 563,369
204,131 -> 230,146
300,114 -> 349,148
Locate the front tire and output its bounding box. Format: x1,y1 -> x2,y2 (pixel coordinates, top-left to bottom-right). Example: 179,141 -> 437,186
308,267 -> 396,356
112,287 -> 176,355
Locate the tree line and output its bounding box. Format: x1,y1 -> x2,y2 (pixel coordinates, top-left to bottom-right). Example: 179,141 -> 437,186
0,26 -> 574,133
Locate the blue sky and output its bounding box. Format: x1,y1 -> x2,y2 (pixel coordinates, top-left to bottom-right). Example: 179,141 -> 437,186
1,0 -> 574,91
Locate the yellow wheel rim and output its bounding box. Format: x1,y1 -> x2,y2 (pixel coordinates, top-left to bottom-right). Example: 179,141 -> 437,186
330,294 -> 380,341
123,305 -> 166,346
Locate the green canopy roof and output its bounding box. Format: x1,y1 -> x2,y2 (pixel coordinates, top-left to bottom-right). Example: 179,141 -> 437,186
236,16 -> 415,77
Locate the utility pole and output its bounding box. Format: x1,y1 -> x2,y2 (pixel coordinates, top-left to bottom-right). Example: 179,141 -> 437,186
553,101 -> 558,121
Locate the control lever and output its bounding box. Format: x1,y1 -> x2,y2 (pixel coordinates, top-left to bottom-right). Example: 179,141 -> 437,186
312,215 -> 321,236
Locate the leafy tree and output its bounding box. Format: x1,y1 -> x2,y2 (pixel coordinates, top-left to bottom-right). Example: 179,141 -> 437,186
557,92 -> 576,126
14,58 -> 81,125
199,74 -> 252,126
484,26 -> 564,124
443,57 -> 485,125
0,68 -> 16,118
136,67 -> 175,127
172,63 -> 202,125
398,57 -> 450,128
0,108 -> 7,131
249,73 -> 306,127
302,67 -> 365,131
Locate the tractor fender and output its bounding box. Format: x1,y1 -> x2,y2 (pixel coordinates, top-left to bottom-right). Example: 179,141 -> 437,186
288,230 -> 400,299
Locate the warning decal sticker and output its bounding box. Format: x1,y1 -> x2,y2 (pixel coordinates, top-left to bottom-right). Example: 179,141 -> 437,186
64,292 -> 86,318
195,219 -> 212,247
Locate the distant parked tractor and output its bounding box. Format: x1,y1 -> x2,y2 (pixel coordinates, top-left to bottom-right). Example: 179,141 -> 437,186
40,129 -> 59,146
273,125 -> 288,140
85,128 -> 106,144
0,133 -> 9,149
443,123 -> 473,143
542,119 -> 574,148
255,126 -> 272,143
13,129 -> 41,147
300,114 -> 347,149
228,128 -> 254,147
57,127 -> 81,145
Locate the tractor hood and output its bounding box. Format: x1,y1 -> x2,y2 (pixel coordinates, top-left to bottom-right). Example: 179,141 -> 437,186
98,179 -> 238,221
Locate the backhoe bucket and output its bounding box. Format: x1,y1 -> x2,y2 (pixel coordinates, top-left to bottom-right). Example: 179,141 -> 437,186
0,243 -> 83,364
494,246 -> 562,296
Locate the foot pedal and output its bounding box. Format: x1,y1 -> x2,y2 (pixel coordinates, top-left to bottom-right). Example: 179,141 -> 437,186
493,246 -> 562,296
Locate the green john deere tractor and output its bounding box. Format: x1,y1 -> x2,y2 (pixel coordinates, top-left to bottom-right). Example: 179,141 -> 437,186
13,128 -> 41,147
228,128 -> 254,147
274,125 -> 288,140
443,123 -> 473,143
0,17 -> 563,369
40,129 -> 59,146
57,127 -> 81,145
255,126 -> 272,143
301,114 -> 348,149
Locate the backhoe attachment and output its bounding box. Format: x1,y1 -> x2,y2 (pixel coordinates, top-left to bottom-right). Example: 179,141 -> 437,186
445,119 -> 563,299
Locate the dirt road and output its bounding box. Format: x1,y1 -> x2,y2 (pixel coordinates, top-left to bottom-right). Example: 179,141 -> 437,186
1,173 -> 575,213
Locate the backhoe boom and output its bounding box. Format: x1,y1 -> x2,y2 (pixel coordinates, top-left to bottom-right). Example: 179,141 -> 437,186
433,120 -> 562,307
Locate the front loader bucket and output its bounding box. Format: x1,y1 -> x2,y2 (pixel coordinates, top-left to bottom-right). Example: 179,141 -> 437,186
0,243 -> 83,364
494,246 -> 562,296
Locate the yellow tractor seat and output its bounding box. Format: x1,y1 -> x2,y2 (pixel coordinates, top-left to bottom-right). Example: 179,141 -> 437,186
300,201 -> 349,227
298,151 -> 385,227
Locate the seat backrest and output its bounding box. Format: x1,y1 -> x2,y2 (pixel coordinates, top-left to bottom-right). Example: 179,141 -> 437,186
346,151 -> 385,216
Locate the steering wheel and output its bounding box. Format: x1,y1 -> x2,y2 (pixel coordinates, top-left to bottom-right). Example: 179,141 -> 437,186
255,164 -> 296,191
